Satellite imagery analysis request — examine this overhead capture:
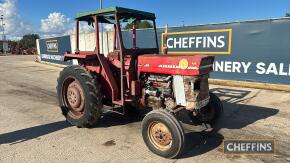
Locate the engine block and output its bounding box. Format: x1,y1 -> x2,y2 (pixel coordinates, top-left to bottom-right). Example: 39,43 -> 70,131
142,74 -> 210,111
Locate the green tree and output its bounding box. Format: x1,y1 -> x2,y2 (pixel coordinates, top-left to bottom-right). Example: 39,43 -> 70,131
8,40 -> 17,50
124,20 -> 153,30
286,13 -> 290,17
19,34 -> 40,48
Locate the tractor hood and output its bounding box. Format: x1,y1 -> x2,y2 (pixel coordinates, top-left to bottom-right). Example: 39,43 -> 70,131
137,54 -> 214,76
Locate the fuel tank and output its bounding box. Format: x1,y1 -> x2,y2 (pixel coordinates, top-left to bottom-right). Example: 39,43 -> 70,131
137,54 -> 215,76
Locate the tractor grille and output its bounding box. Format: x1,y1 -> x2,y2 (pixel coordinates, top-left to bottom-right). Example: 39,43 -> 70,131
183,75 -> 210,111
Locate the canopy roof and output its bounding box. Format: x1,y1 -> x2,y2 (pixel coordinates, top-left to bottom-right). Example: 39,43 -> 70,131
76,6 -> 156,20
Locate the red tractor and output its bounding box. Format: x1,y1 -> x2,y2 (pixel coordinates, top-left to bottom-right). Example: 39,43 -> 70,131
57,7 -> 223,158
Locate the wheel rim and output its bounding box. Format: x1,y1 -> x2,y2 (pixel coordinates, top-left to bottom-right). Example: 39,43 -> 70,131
63,78 -> 85,119
148,121 -> 172,151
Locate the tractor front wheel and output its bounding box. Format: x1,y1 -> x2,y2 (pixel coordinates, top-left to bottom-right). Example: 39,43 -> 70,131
142,110 -> 185,158
196,92 -> 224,128
57,65 -> 103,128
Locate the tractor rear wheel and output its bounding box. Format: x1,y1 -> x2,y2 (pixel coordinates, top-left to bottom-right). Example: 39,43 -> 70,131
57,65 -> 102,128
142,110 -> 185,158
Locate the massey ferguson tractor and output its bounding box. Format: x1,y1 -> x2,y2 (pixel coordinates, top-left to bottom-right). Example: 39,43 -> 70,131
57,7 -> 223,158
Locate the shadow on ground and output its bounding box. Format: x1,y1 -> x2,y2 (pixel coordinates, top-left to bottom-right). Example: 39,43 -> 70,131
179,87 -> 279,158
94,106 -> 147,128
210,87 -> 279,130
0,121 -> 70,145
0,87 -> 279,159
181,99 -> 279,158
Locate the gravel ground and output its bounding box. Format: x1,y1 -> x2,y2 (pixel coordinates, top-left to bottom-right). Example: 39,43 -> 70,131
0,55 -> 290,163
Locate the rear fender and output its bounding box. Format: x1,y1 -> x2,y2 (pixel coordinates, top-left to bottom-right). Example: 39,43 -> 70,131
64,53 -> 97,61
64,53 -> 120,103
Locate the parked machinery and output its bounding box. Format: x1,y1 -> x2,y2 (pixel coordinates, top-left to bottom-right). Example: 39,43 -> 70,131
57,7 -> 223,158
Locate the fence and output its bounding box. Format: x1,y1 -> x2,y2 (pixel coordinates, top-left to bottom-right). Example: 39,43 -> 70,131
37,17 -> 290,85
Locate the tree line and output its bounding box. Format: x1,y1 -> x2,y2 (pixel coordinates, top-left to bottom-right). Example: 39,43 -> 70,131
11,34 -> 40,49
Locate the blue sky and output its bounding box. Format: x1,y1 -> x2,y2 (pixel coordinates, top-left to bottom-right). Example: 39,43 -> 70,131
1,0 -> 290,39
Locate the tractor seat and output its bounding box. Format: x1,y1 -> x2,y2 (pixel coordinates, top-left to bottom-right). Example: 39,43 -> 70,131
107,52 -> 133,70
107,51 -> 120,61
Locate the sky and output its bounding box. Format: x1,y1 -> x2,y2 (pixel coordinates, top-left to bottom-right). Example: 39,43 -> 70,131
0,0 -> 290,39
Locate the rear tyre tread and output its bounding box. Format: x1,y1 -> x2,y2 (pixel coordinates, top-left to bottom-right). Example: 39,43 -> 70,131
57,65 -> 102,128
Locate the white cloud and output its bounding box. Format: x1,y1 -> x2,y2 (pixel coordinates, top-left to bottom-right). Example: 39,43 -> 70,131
103,24 -> 114,31
40,12 -> 96,38
0,0 -> 33,40
0,0 -> 110,40
80,22 -> 95,33
40,12 -> 71,36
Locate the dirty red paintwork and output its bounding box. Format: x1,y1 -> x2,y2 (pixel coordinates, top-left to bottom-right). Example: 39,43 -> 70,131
65,52 -> 214,103
138,54 -> 214,76
64,10 -> 215,106
64,51 -> 99,59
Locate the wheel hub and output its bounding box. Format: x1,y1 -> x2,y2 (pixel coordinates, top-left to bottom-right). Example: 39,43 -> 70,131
66,81 -> 85,118
149,122 -> 172,150
68,86 -> 81,108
